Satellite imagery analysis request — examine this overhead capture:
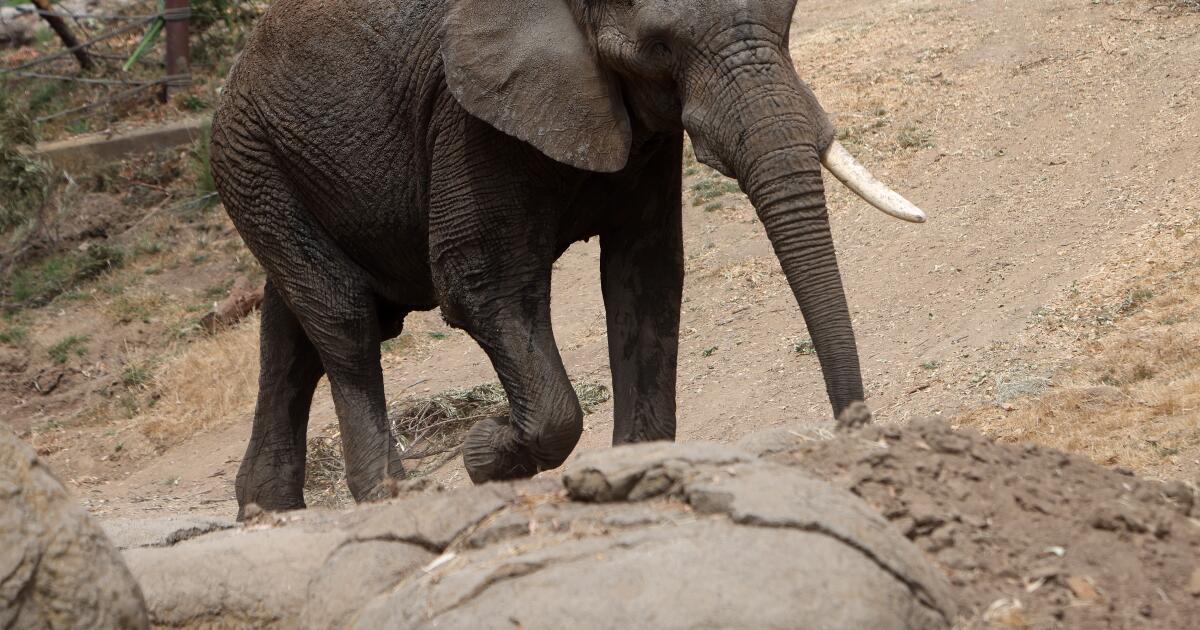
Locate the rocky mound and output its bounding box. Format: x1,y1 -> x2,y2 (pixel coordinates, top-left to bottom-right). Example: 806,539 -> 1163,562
0,425 -> 148,629
743,420 -> 1200,628
115,442 -> 955,629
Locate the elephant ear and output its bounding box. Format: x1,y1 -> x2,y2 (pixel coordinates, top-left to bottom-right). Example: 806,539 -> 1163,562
442,0 -> 632,173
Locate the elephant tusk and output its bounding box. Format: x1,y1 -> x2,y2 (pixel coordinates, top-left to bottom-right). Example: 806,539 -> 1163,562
820,141 -> 928,223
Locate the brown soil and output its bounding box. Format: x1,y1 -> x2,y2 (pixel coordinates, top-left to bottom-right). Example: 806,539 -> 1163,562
762,420 -> 1200,628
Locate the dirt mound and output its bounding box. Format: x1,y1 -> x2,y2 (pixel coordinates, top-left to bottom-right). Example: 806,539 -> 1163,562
744,420 -> 1200,628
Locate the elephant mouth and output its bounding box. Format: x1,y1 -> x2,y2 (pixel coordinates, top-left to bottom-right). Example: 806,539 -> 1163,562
820,141 -> 928,224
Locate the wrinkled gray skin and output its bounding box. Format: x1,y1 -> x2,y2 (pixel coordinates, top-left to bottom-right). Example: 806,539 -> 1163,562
211,0 -> 867,517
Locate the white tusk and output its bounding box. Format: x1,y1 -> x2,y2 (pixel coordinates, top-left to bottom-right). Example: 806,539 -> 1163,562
820,141 -> 927,223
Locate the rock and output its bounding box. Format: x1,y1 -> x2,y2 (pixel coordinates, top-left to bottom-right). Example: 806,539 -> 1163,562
101,515 -> 235,550
0,424 -> 149,629
120,441 -> 955,629
0,7 -> 37,48
1065,576 -> 1100,602
563,441 -> 754,502
123,527 -> 348,628
735,424 -> 833,456
355,520 -> 948,630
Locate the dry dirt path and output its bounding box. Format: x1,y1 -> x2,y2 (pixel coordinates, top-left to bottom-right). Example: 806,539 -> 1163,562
71,0 -> 1200,518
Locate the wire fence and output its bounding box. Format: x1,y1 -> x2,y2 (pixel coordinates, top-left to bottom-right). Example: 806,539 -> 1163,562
0,1 -> 190,126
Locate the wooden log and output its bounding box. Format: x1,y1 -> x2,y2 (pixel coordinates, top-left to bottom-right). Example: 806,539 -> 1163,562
199,278 -> 265,333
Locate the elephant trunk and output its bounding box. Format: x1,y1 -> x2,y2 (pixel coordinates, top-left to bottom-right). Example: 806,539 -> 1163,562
742,136 -> 864,418
684,78 -> 865,418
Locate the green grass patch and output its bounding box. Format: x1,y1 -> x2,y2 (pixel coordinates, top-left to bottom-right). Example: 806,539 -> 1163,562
0,94 -> 53,233
190,118 -> 218,202
3,245 -> 125,309
0,324 -> 27,345
120,363 -> 154,388
47,335 -> 89,364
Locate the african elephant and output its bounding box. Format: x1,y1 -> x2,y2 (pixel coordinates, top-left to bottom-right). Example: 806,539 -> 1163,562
210,0 -> 926,517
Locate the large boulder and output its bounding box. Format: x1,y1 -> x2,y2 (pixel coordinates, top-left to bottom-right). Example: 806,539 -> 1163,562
0,425 -> 149,629
120,441 -> 956,629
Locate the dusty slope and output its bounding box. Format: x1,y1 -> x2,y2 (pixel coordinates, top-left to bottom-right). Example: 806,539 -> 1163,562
17,0 -> 1198,517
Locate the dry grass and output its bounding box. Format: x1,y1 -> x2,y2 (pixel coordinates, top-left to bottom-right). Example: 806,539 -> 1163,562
957,259 -> 1200,479
139,320 -> 260,447
304,380 -> 611,507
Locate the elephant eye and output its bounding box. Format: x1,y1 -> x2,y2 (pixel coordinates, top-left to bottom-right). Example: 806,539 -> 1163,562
648,40 -> 671,58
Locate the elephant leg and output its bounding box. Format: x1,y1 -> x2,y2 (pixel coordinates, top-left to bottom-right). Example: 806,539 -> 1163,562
453,283 -> 583,484
235,281 -> 325,519
285,276 -> 403,503
601,135 -> 685,445
218,166 -> 404,505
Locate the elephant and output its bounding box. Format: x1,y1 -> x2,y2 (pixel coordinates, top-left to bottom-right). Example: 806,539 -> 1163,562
209,0 -> 926,518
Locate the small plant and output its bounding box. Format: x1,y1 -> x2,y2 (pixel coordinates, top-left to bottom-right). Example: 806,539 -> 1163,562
702,346 -> 718,357
897,125 -> 933,150
792,338 -> 816,355
703,202 -> 722,213
922,360 -> 941,370
1130,363 -> 1155,383
690,178 -> 741,205
133,239 -> 165,257
0,324 -> 27,345
203,278 -> 235,299
428,331 -> 450,340
0,94 -> 54,234
191,119 -> 218,202
3,245 -> 124,309
1118,288 -> 1154,314
121,363 -> 154,388
178,94 -> 209,112
65,119 -> 91,134
47,335 -> 88,364
1145,439 -> 1180,458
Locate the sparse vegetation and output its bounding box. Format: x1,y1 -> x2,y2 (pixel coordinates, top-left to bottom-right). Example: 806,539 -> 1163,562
896,124 -> 933,150
0,95 -> 53,234
0,323 -> 26,345
390,380 -> 610,462
191,119 -> 218,202
958,247 -> 1200,476
47,335 -> 88,364
2,244 -> 124,309
306,380 -> 612,507
792,338 -> 815,355
690,178 -> 740,206
120,363 -> 154,388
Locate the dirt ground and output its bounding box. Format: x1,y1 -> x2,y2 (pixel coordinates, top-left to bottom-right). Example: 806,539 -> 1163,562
2,0 -> 1198,528
761,419 -> 1200,629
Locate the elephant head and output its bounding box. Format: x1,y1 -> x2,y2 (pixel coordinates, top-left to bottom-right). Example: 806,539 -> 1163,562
443,0 -> 925,422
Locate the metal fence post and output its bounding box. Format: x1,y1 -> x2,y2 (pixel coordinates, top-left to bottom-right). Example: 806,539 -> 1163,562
162,0 -> 190,102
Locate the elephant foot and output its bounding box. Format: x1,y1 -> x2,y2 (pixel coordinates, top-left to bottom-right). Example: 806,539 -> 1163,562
463,416 -> 539,484
346,449 -> 408,503
835,401 -> 872,431
235,496 -> 304,522
234,468 -> 306,521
